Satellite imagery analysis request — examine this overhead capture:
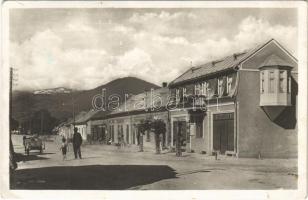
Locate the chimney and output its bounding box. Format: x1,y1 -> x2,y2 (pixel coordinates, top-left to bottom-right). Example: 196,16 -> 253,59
162,82 -> 168,88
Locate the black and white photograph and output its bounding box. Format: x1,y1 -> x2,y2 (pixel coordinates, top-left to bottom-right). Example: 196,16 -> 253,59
1,1 -> 307,199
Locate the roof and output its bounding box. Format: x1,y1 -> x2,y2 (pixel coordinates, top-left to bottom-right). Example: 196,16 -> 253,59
110,87 -> 170,115
259,54 -> 293,69
169,39 -> 277,86
90,87 -> 170,120
74,110 -> 98,124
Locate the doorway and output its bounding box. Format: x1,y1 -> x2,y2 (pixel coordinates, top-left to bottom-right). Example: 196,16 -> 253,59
213,113 -> 234,154
173,121 -> 187,150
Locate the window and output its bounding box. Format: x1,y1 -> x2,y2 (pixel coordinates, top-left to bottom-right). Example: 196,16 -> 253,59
260,71 -> 265,93
218,78 -> 223,96
183,87 -> 187,97
227,75 -> 233,94
194,83 -> 201,95
111,125 -> 114,142
176,88 -> 180,103
288,75 -> 291,94
269,71 -> 275,93
201,82 -> 207,96
279,70 -> 286,93
126,124 -> 129,143
118,125 -> 123,138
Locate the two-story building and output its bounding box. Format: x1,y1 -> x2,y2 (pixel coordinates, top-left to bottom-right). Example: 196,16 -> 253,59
168,39 -> 297,158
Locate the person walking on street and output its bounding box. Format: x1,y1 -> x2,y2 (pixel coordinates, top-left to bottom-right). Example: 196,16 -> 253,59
73,127 -> 82,159
60,137 -> 68,160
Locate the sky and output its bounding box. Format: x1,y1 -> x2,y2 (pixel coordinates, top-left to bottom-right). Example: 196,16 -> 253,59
9,8 -> 298,90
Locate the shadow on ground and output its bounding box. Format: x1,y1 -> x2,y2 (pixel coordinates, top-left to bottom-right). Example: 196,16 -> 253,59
14,153 -> 49,162
11,165 -> 177,190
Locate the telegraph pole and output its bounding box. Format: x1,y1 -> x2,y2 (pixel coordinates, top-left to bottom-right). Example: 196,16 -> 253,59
9,67 -> 18,174
9,68 -> 12,136
72,93 -> 76,130
40,111 -> 44,135
9,67 -> 18,140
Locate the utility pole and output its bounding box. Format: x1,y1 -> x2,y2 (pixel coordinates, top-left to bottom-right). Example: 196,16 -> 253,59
40,111 -> 44,135
9,68 -> 12,136
9,67 -> 18,173
9,67 -> 18,138
72,94 -> 76,130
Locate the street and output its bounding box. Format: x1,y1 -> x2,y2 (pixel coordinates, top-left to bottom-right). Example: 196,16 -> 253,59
10,135 -> 297,190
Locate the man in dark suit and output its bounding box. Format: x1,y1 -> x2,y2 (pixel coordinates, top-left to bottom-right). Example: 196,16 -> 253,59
73,127 -> 82,159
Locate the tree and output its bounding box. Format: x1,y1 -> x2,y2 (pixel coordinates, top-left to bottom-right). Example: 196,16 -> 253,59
28,109 -> 58,135
137,119 -> 151,152
10,118 -> 19,131
151,119 -> 166,154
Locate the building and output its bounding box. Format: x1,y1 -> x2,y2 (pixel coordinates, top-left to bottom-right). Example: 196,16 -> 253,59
57,119 -> 74,139
57,110 -> 98,141
168,38 -> 297,158
89,87 -> 171,149
74,110 -> 98,141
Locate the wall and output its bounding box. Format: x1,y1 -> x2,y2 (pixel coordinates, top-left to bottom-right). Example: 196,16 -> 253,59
237,44 -> 297,158
169,102 -> 235,155
75,124 -> 87,140
91,111 -> 169,148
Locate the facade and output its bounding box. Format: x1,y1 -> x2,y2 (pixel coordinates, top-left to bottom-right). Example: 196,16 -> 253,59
168,39 -> 297,158
74,110 -> 98,141
63,38 -> 297,158
57,110 -> 98,141
57,120 -> 73,139
89,87 -> 171,149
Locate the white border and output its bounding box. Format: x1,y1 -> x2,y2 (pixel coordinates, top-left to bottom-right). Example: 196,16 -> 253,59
1,1 -> 307,200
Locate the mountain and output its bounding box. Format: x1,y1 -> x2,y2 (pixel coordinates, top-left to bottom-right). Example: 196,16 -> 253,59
33,87 -> 73,95
12,77 -> 160,126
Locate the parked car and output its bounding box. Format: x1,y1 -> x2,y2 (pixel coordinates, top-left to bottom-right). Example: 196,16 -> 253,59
23,135 -> 45,155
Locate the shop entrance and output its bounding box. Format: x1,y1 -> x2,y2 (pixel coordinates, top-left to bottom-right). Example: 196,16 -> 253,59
213,113 -> 234,154
173,121 -> 187,150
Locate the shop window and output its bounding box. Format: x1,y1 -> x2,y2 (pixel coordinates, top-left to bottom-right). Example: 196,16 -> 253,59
111,125 -> 114,142
126,124 -> 129,143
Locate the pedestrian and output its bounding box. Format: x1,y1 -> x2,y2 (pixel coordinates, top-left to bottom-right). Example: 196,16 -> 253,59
120,134 -> 125,148
72,127 -> 82,159
60,137 -> 68,160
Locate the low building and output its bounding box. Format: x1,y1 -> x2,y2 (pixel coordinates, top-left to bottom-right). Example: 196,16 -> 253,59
57,120 -> 73,139
168,38 -> 297,158
74,110 -> 98,141
89,87 -> 171,149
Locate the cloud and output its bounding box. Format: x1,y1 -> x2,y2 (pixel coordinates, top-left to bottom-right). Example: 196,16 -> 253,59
10,10 -> 297,91
234,16 -> 297,55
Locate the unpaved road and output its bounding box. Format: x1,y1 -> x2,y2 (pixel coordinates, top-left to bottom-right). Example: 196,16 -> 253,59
10,135 -> 297,190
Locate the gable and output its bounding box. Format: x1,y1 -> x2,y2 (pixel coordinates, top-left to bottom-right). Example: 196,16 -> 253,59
241,41 -> 297,72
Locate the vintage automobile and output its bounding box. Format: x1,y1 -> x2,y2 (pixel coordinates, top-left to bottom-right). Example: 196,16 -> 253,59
23,135 -> 45,155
